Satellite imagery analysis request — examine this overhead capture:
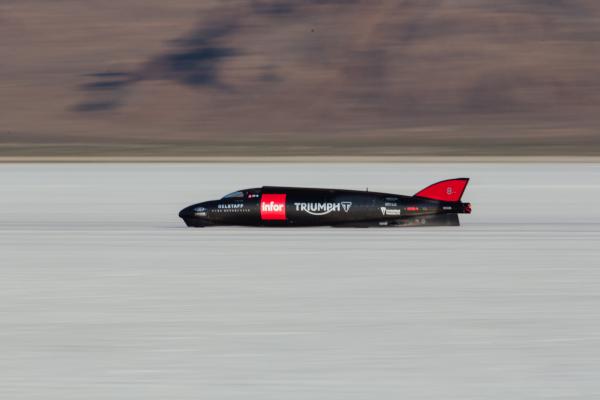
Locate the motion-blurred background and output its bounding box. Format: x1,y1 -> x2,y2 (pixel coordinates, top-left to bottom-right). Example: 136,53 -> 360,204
2,0 -> 600,156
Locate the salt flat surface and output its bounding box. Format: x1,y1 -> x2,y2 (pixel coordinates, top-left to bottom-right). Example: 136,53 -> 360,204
1,163 -> 599,399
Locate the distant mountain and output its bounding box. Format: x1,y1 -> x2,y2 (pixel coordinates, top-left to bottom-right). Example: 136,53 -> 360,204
2,0 -> 600,155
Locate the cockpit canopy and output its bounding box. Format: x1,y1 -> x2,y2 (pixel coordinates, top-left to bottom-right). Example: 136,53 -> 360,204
222,191 -> 244,199
221,188 -> 261,200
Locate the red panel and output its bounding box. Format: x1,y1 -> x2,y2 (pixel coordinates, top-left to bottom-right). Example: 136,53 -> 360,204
260,194 -> 287,220
414,178 -> 469,202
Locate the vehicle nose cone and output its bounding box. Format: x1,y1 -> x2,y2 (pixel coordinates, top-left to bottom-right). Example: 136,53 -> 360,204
179,205 -> 194,219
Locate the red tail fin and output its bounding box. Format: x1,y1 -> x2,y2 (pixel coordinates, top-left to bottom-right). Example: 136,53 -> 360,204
414,178 -> 469,202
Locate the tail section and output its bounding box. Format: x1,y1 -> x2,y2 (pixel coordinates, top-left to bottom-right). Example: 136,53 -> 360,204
414,178 -> 469,202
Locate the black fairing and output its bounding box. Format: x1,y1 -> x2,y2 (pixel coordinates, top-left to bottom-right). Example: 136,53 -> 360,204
179,186 -> 470,227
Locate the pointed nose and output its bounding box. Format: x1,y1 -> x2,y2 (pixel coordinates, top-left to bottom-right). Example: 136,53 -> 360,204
179,205 -> 194,219
179,202 -> 210,219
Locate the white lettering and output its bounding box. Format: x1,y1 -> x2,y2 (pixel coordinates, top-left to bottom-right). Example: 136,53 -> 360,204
262,201 -> 283,212
381,207 -> 401,216
293,202 -> 351,216
218,203 -> 243,209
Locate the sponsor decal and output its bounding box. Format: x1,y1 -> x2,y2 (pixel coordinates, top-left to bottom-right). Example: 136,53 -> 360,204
294,201 -> 352,216
442,206 -> 452,210
218,203 -> 243,209
341,202 -> 352,212
385,202 -> 397,207
380,207 -> 402,216
247,193 -> 260,199
405,206 -> 419,212
194,206 -> 207,216
261,194 -> 286,220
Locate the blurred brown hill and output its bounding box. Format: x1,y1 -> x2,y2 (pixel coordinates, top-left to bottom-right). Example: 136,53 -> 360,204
2,0 -> 600,156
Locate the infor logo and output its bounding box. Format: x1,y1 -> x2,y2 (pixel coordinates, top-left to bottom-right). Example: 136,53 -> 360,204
260,194 -> 287,220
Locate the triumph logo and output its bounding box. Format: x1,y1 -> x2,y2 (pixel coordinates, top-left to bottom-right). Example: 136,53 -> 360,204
294,201 -> 352,216
341,202 -> 352,212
